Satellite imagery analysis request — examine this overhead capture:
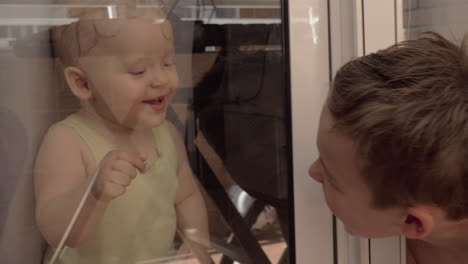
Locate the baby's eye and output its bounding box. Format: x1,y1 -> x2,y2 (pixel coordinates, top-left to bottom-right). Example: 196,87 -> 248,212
163,61 -> 175,68
129,69 -> 146,76
163,55 -> 175,67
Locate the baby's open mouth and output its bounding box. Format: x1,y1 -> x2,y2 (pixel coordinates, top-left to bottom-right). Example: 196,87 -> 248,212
142,95 -> 168,111
143,96 -> 165,105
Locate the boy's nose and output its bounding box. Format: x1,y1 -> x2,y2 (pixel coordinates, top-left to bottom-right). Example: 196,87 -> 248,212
308,160 -> 324,184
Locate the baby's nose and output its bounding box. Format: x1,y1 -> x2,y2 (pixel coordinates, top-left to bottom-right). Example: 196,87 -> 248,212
149,68 -> 169,87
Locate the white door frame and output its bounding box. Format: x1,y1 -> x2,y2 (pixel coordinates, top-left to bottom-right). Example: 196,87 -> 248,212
288,0 -> 335,263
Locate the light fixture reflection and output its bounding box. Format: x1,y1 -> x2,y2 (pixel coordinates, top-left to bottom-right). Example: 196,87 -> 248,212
107,5 -> 117,19
309,7 -> 320,44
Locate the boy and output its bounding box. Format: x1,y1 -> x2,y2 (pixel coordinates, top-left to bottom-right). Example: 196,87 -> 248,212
309,32 -> 468,264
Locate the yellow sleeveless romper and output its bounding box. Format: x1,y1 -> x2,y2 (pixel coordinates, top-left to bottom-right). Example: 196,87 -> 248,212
43,114 -> 179,264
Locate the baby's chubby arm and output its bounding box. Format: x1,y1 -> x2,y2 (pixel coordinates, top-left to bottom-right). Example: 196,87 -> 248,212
34,124 -> 145,248
167,123 -> 212,263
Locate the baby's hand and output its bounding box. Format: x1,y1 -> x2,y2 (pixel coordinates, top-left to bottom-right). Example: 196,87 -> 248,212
91,150 -> 146,202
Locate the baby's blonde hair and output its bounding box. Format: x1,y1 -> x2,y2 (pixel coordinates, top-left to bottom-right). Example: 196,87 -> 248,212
51,0 -> 167,67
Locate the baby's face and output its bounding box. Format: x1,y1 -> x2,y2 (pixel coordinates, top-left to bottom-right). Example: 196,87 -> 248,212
78,18 -> 178,129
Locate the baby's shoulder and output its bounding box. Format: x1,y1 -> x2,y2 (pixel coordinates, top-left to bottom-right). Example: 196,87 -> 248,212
43,121 -> 83,146
38,121 -> 92,163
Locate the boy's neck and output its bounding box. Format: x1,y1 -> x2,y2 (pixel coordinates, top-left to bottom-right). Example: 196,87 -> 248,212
409,218 -> 468,263
429,218 -> 468,248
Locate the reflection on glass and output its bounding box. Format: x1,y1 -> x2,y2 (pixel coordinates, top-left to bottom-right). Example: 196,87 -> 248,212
402,0 -> 468,42
0,0 -> 291,263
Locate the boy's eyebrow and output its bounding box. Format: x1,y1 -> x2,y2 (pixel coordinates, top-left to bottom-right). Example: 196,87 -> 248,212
319,157 -> 344,193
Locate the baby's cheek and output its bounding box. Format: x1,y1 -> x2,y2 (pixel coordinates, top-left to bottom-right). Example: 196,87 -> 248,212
170,74 -> 180,91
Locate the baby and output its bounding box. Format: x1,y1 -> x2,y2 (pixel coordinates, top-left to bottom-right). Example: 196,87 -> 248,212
34,2 -> 210,263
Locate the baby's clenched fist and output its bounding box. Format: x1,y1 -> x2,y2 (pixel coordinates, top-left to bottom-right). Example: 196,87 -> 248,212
91,150 -> 146,202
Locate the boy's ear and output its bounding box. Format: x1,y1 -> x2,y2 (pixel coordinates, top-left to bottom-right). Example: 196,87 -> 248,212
64,66 -> 93,100
402,206 -> 435,239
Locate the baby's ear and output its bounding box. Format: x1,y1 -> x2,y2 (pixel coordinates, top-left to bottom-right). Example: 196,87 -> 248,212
64,66 -> 93,100
402,206 -> 435,239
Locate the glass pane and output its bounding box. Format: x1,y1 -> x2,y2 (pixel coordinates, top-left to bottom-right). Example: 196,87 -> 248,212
0,1 -> 291,263
401,0 -> 468,42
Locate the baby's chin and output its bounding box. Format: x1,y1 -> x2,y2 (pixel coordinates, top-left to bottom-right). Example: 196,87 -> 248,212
137,114 -> 167,129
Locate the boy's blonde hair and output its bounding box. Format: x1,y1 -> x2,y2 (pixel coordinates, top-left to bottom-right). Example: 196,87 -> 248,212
328,32 -> 468,220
